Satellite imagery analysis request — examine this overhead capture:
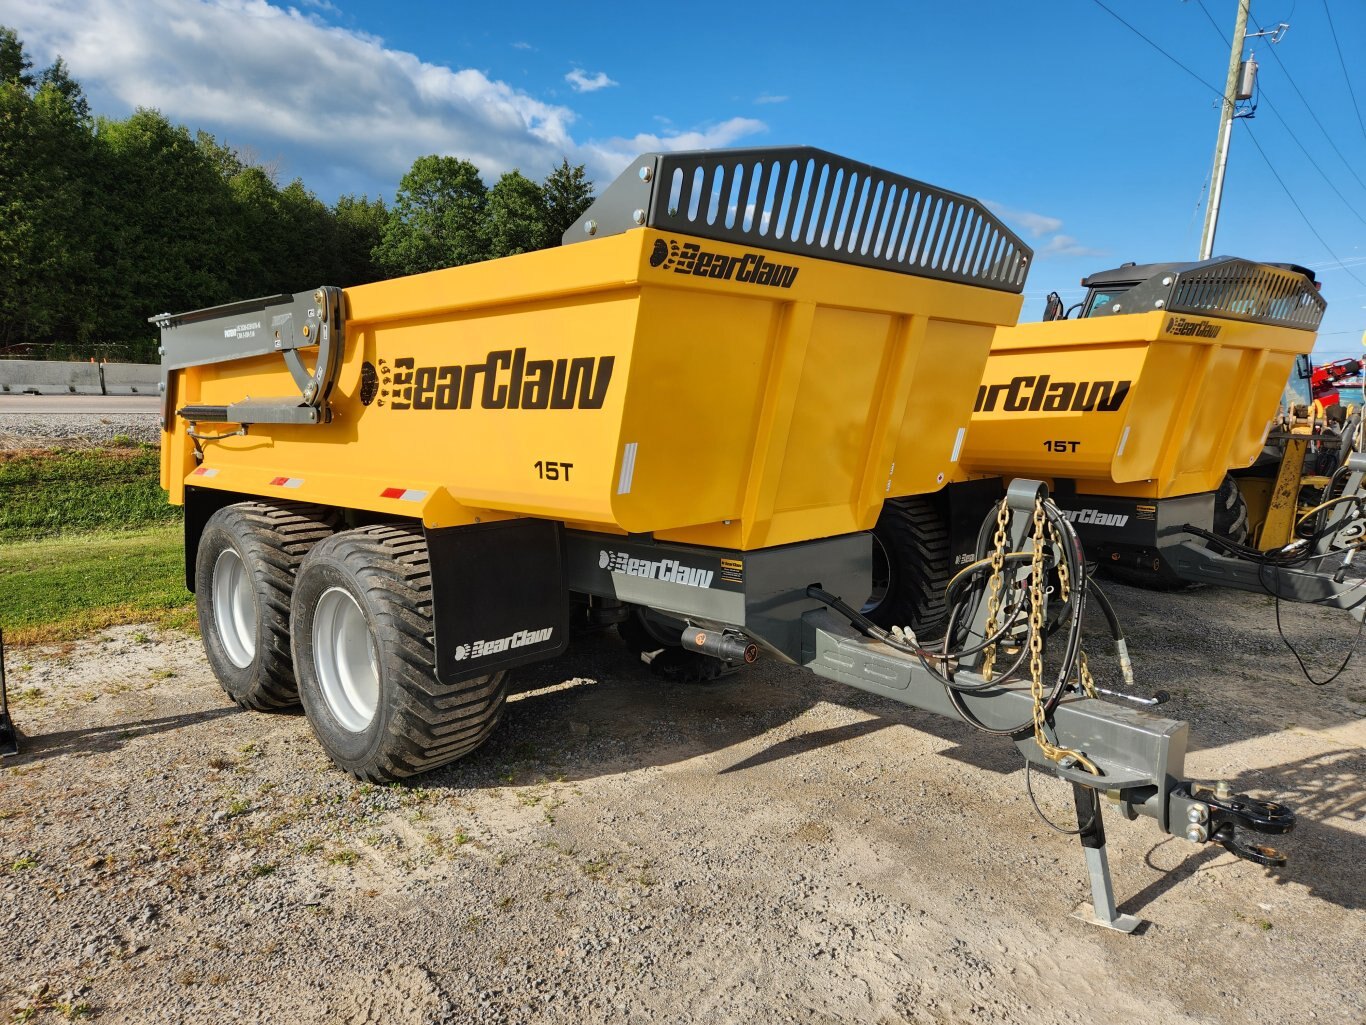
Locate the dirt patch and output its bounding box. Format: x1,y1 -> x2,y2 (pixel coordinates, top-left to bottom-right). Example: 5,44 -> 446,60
1,583 -> 1363,1024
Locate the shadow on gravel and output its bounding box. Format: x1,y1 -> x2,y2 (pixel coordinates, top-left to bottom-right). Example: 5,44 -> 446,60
1257,747 -> 1366,911
408,627 -> 1029,795
11,705 -> 243,763
715,717 -> 893,774
1121,748 -> 1366,914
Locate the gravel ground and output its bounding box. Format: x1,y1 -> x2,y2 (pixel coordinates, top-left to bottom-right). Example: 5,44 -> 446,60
1,582 -> 1362,1024
0,412 -> 160,450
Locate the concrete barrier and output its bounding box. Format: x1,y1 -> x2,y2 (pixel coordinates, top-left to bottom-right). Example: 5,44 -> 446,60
0,359 -> 103,395
100,362 -> 160,396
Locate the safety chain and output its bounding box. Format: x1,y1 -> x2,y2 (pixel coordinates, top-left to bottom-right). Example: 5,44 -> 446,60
1077,650 -> 1099,699
1027,496 -> 1099,774
980,498 -> 1012,682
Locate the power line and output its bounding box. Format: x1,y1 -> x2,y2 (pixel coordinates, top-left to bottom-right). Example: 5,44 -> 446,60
1321,0 -> 1366,145
1193,0 -> 1233,48
1090,0 -> 1227,101
1236,120 -> 1366,289
1191,0 -> 1366,225
1250,14 -> 1366,196
1256,84 -> 1366,229
1095,0 -> 1365,292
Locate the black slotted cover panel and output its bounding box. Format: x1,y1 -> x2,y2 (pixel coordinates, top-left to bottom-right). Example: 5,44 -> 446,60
1168,259 -> 1325,331
647,147 -> 1031,294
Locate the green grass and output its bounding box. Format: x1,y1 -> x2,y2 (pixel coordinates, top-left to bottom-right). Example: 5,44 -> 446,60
0,445 -> 182,542
0,524 -> 194,644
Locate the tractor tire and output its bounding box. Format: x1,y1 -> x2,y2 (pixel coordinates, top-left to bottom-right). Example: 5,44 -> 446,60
196,500 -> 339,711
863,495 -> 954,641
1213,474 -> 1250,546
291,524 -> 509,782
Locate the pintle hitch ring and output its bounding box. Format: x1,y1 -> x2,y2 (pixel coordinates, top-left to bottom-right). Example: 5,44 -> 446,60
1175,782 -> 1295,867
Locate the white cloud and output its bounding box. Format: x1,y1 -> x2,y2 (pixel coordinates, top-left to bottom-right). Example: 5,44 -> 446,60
565,68 -> 617,93
983,200 -> 1063,239
301,0 -> 338,13
579,117 -> 768,174
981,199 -> 1102,260
754,94 -> 788,104
0,0 -> 764,191
1040,234 -> 1105,257
512,41 -> 534,51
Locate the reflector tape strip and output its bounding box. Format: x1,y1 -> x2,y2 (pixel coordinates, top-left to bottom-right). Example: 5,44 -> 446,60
380,487 -> 429,502
950,427 -> 966,464
617,442 -> 638,495
269,476 -> 304,488
191,467 -> 219,478
1116,427 -> 1131,458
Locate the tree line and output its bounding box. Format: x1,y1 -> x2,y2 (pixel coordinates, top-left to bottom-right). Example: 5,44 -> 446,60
0,27 -> 595,361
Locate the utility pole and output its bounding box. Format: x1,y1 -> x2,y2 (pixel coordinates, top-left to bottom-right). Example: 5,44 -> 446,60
1199,0 -> 1251,260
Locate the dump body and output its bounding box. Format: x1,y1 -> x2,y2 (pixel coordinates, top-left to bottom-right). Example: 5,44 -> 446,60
161,148 -> 1029,551
957,258 -> 1323,499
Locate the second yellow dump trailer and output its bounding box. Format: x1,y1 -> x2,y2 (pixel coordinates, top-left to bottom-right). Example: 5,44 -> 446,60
954,258 -> 1365,623
156,148 -> 1296,927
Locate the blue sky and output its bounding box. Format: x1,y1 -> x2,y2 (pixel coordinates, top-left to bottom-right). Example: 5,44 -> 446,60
3,0 -> 1364,353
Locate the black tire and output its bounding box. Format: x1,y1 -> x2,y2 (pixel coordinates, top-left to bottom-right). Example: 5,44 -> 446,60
1213,475 -> 1250,546
196,501 -> 339,710
291,524 -> 509,782
863,495 -> 954,641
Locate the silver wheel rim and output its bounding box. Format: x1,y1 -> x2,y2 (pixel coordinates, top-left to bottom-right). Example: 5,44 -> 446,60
212,548 -> 257,669
313,587 -> 380,733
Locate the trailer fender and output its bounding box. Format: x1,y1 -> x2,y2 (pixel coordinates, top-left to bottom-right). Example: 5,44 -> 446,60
184,486 -> 257,592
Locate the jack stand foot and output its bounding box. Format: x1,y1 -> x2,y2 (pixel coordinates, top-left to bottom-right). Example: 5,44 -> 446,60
1070,782 -> 1144,934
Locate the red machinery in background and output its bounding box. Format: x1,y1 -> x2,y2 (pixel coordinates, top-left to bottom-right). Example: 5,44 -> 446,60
1309,356 -> 1363,407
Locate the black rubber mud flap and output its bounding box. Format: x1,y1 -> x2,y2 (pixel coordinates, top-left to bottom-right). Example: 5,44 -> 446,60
427,519 -> 569,683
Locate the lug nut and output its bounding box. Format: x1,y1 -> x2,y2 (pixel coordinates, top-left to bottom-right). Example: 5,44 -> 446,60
1185,824 -> 1208,844
638,165 -> 653,182
1214,780 -> 1233,801
1187,804 -> 1209,825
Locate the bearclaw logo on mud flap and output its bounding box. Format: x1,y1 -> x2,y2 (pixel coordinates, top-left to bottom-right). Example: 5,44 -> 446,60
599,548 -> 715,588
650,238 -> 798,289
453,627 -> 556,661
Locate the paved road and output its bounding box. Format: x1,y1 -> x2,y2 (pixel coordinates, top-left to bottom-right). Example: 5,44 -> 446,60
0,394 -> 159,414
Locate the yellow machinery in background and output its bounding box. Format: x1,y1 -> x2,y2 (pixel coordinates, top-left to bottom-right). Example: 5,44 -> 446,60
951,258 -> 1364,626
155,149 -> 1298,927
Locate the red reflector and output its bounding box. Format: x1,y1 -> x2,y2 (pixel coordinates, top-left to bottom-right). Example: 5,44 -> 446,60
380,487 -> 405,499
269,476 -> 289,486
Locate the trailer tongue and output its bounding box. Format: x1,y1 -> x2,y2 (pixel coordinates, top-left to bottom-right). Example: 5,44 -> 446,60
155,147 -> 1296,927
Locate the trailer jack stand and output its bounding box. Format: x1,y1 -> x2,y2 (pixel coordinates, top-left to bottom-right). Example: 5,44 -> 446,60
1070,783 -> 1143,933
0,628 -> 17,758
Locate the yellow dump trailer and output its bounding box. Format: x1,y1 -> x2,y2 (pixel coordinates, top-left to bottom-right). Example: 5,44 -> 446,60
959,263 -> 1320,499
161,205 -> 1020,554
154,150 -> 1298,925
951,258 -> 1364,621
